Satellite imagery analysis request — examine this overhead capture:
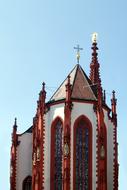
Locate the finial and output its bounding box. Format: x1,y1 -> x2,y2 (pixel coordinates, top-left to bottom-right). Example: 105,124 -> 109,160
76,52 -> 80,64
111,90 -> 117,105
90,32 -> 102,98
92,32 -> 98,43
112,90 -> 116,99
13,117 -> 17,131
103,90 -> 106,103
14,118 -> 17,126
74,44 -> 83,64
111,90 -> 117,118
67,75 -> 70,84
42,82 -> 45,92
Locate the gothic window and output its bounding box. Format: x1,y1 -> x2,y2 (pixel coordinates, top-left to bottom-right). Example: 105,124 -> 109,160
74,116 -> 92,190
51,118 -> 63,190
22,176 -> 32,190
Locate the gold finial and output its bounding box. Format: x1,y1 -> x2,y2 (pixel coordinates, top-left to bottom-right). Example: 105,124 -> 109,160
76,52 -> 80,63
74,45 -> 83,64
92,32 -> 98,43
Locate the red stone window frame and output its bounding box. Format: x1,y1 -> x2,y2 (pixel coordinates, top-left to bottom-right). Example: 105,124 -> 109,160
73,115 -> 92,190
50,117 -> 63,190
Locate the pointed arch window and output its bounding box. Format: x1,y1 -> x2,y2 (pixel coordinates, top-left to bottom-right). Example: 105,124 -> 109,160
73,116 -> 92,190
50,118 -> 63,190
22,176 -> 32,190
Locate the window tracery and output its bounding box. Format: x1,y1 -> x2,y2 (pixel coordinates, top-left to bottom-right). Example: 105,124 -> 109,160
51,119 -> 63,190
22,176 -> 32,190
74,116 -> 92,190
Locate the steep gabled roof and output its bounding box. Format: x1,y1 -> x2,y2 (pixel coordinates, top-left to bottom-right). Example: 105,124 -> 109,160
50,64 -> 97,101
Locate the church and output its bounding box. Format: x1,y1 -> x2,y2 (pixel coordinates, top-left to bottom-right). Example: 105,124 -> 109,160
10,34 -> 119,190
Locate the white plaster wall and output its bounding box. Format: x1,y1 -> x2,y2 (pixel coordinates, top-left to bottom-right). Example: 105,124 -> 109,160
104,110 -> 114,190
71,102 -> 97,190
16,133 -> 32,190
44,103 -> 65,190
43,102 -> 115,190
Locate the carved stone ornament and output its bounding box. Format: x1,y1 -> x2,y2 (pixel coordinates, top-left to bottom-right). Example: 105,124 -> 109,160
64,143 -> 69,157
100,145 -> 105,159
33,152 -> 36,165
37,147 -> 40,161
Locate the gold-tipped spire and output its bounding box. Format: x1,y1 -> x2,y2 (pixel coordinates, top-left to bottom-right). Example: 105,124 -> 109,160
92,32 -> 98,43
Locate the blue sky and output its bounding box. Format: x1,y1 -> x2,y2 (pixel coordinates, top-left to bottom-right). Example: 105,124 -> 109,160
0,0 -> 126,189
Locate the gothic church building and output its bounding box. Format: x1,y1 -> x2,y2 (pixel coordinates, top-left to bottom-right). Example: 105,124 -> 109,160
10,35 -> 119,190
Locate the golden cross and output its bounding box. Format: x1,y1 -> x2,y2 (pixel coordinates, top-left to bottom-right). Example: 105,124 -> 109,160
74,44 -> 83,64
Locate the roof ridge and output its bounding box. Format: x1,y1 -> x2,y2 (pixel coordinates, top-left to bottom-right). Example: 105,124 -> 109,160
71,64 -> 79,95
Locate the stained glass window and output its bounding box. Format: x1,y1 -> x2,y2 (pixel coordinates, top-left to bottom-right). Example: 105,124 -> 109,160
75,119 -> 90,190
22,176 -> 32,190
54,120 -> 63,190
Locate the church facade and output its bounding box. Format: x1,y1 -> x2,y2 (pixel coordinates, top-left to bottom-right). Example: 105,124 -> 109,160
10,36 -> 119,190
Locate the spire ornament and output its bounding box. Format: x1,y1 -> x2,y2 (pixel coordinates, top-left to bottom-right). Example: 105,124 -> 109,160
42,82 -> 45,92
111,90 -> 117,120
90,35 -> 100,84
14,118 -> 17,127
13,118 -> 17,133
74,44 -> 83,64
90,32 -> 103,100
103,90 -> 106,104
92,32 -> 98,43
